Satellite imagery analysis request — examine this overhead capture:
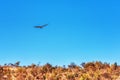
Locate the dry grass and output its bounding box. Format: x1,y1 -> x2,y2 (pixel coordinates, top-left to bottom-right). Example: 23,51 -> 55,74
0,61 -> 120,80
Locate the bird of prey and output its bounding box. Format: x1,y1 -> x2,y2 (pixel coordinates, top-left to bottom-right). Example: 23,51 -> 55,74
34,24 -> 48,29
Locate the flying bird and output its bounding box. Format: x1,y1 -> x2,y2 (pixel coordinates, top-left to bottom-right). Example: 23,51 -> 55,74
34,24 -> 48,29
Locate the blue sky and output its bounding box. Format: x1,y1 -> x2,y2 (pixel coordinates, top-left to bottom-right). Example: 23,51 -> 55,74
0,0 -> 120,66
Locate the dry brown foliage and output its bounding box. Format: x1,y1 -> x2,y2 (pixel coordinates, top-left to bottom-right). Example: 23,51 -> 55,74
0,61 -> 120,80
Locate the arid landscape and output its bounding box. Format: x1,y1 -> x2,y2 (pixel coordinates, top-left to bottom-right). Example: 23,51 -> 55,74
0,61 -> 120,80
1,0 -> 120,80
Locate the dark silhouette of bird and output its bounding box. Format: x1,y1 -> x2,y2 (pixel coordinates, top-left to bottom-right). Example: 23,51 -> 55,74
34,24 -> 48,29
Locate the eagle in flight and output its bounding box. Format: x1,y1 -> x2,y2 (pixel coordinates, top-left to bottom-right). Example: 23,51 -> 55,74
34,24 -> 48,29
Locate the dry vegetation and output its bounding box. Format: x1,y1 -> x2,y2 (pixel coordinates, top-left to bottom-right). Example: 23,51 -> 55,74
0,61 -> 120,80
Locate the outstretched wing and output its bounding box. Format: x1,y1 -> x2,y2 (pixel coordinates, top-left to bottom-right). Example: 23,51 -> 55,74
34,24 -> 48,28
41,24 -> 48,27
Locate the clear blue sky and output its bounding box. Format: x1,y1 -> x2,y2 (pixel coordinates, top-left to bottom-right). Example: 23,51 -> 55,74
0,0 -> 120,66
